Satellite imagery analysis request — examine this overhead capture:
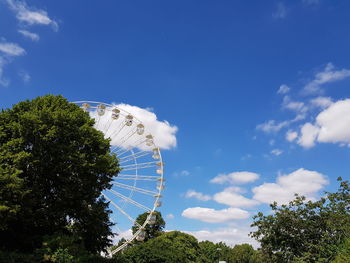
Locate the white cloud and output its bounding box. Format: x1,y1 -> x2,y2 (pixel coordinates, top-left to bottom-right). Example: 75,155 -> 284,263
241,154 -> 252,161
277,84 -> 290,94
18,29 -> 39,41
296,99 -> 350,148
273,2 -> 287,19
316,99 -> 350,144
298,123 -> 320,148
18,70 -> 30,83
166,213 -> 174,220
185,190 -> 211,201
271,149 -> 283,156
180,170 -> 190,176
182,207 -> 249,223
213,187 -> 259,208
6,0 -> 58,31
90,103 -> 178,150
0,42 -> 25,86
303,63 -> 350,95
257,119 -> 289,133
185,227 -> 258,248
210,171 -> 260,184
252,168 -> 328,205
0,41 -> 25,56
282,96 -> 308,114
112,229 -> 132,243
256,113 -> 305,134
172,170 -> 190,177
310,96 -> 333,109
0,58 -> 9,87
286,130 -> 298,142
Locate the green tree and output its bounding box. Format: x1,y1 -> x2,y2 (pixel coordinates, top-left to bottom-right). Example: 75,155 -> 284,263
116,231 -> 200,263
131,211 -> 165,242
250,178 -> 350,263
333,238 -> 350,263
196,241 -> 232,263
197,240 -> 219,263
0,95 -> 120,253
228,244 -> 263,263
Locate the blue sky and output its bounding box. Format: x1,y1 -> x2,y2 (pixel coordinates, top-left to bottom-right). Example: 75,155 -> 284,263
1,0 -> 350,246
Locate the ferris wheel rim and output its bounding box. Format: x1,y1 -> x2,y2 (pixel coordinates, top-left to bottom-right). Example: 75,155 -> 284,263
71,101 -> 165,254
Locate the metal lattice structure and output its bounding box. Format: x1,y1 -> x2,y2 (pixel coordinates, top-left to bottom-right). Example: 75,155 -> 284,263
72,101 -> 165,254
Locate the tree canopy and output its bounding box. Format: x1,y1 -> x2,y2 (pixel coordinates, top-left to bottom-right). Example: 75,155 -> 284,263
115,231 -> 200,263
0,95 -> 120,254
250,178 -> 350,263
131,211 -> 165,242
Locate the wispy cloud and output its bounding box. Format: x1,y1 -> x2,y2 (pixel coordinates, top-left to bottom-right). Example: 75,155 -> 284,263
0,57 -> 9,87
256,114 -> 304,133
282,96 -> 308,114
277,84 -> 290,94
166,214 -> 175,220
302,0 -> 320,5
0,41 -> 26,56
0,41 -> 26,87
271,149 -> 283,156
172,170 -> 190,177
303,63 -> 350,95
258,63 -> 350,151
257,119 -> 289,133
185,190 -> 211,201
211,171 -> 260,184
182,207 -> 249,223
5,0 -> 58,31
18,70 -> 30,83
310,96 -> 333,109
273,2 -> 287,19
1,0 -> 58,86
18,29 -> 39,41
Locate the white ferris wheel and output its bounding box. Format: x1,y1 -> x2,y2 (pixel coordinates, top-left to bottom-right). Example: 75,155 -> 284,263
72,101 -> 165,254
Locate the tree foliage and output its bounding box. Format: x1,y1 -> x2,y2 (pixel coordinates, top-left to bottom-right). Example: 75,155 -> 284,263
197,240 -> 222,263
332,238 -> 350,263
131,211 -> 165,242
227,244 -> 264,263
115,231 -> 199,263
0,95 -> 120,253
250,178 -> 350,263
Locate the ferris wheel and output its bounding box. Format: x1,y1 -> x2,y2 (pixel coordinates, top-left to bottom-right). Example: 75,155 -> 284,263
72,101 -> 165,254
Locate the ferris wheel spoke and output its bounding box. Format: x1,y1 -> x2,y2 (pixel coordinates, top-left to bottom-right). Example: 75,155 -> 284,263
111,181 -> 158,196
119,151 -> 152,164
113,137 -> 147,155
121,166 -> 156,171
119,150 -> 149,160
121,160 -> 161,169
72,102 -> 165,254
107,189 -> 152,211
102,193 -> 142,228
109,123 -> 127,145
114,177 -> 163,182
102,114 -> 114,133
105,119 -> 123,138
112,129 -> 138,151
114,224 -> 122,235
116,174 -> 162,179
